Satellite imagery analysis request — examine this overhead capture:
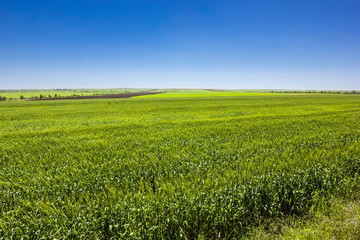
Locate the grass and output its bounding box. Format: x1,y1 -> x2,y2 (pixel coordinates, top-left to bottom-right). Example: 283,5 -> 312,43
249,195 -> 360,239
284,197 -> 360,240
0,93 -> 359,239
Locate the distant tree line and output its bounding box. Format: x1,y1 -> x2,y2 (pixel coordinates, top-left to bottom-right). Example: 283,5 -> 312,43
0,88 -> 139,93
266,90 -> 360,94
1,89 -> 359,102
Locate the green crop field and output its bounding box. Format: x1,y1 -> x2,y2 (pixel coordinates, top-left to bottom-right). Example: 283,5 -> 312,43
134,90 -> 280,98
0,93 -> 359,239
134,89 -> 331,99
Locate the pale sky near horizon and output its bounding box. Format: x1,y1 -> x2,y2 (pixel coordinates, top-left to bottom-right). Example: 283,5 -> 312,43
0,0 -> 359,90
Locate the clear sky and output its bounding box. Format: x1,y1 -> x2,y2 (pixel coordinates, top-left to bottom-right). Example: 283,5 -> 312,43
0,0 -> 359,90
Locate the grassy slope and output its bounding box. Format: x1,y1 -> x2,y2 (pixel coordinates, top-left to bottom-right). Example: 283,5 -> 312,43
0,94 -> 359,239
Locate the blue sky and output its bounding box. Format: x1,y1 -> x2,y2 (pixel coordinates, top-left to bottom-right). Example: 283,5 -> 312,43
0,0 -> 359,90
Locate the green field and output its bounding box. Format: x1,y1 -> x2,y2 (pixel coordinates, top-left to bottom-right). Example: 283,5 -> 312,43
135,90 -> 281,98
0,93 -> 359,239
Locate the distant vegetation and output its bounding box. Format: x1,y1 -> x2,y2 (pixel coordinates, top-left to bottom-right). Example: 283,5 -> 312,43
0,88 -> 359,101
0,88 -> 159,100
0,93 -> 359,239
264,90 -> 360,94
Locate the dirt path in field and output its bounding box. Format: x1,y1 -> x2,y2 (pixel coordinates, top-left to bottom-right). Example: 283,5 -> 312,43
29,92 -> 165,101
